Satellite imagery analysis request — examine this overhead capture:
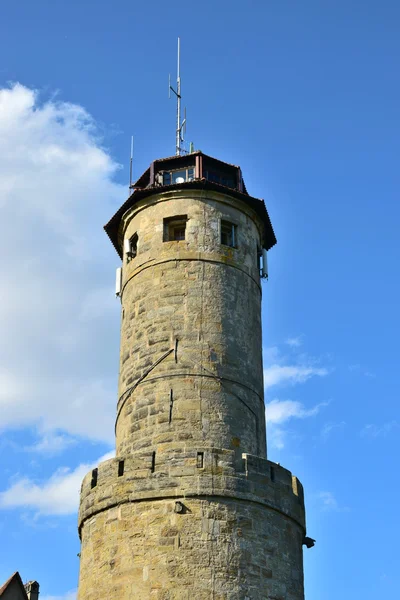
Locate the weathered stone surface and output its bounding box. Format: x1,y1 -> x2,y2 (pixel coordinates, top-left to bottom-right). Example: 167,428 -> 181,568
77,188 -> 306,599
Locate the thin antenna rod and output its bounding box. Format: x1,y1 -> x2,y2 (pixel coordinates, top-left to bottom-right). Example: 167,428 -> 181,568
176,37 -> 181,156
169,37 -> 186,156
129,136 -> 133,189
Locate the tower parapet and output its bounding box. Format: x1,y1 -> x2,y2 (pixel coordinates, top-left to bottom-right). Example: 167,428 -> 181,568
77,151 -> 307,600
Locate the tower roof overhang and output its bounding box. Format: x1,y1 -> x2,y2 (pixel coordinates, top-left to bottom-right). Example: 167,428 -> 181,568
105,151 -> 276,257
105,180 -> 276,258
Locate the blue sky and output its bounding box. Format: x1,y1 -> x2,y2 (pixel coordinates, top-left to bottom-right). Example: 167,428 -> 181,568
0,1 -> 399,598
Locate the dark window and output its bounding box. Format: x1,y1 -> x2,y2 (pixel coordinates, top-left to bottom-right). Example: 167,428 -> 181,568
91,468 -> 98,489
118,460 -> 125,477
221,220 -> 237,247
163,172 -> 171,185
125,233 -> 138,260
204,170 -> 235,189
197,452 -> 204,468
130,233 -> 138,258
164,215 -> 187,242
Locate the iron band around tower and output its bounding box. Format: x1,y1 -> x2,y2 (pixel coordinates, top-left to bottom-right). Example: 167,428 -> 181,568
120,253 -> 263,296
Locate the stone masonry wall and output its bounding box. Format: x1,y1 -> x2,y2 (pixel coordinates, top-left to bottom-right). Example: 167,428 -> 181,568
77,187 -> 307,600
78,451 -> 305,600
116,190 -> 266,459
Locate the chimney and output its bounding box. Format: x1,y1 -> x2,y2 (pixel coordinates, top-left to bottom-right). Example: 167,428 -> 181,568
24,581 -> 39,600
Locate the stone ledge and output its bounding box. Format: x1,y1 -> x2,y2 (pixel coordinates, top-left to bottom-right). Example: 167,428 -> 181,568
78,449 -> 305,536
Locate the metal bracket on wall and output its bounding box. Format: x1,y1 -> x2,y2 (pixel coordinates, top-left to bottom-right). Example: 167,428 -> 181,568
115,346 -> 175,433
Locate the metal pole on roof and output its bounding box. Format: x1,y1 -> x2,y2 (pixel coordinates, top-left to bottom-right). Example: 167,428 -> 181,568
169,37 -> 186,156
176,37 -> 181,155
129,136 -> 133,189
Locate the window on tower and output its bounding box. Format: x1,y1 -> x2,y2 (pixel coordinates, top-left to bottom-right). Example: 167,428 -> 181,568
163,215 -> 187,242
130,233 -> 138,258
124,232 -> 138,261
221,220 -> 237,248
203,170 -> 235,189
162,168 -> 195,186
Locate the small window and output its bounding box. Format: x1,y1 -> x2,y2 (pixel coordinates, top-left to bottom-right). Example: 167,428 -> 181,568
124,233 -> 138,260
91,468 -> 98,489
221,220 -> 237,248
130,233 -> 138,258
164,215 -> 187,242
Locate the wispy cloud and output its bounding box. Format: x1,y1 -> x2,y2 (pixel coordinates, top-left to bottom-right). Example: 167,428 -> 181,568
24,432 -> 77,455
348,364 -> 375,378
266,399 -> 328,424
285,336 -> 303,348
266,399 -> 328,449
0,451 -> 114,516
264,365 -> 328,389
263,345 -> 331,449
318,491 -> 350,513
361,421 -> 398,438
320,421 -> 346,441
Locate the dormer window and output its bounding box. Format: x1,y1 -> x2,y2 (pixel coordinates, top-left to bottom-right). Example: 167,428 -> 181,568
162,168 -> 195,186
203,170 -> 235,189
221,220 -> 237,248
163,216 -> 187,241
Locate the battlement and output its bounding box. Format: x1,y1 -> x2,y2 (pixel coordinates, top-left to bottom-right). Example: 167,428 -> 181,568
78,448 -> 305,537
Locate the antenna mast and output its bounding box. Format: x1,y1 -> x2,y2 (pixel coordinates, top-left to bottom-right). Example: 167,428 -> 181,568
129,135 -> 133,189
169,37 -> 186,156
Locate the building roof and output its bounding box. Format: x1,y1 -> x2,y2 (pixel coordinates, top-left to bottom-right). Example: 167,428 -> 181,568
0,572 -> 28,598
105,151 -> 276,257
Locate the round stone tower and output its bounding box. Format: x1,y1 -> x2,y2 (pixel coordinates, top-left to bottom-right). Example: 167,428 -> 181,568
77,152 -> 307,600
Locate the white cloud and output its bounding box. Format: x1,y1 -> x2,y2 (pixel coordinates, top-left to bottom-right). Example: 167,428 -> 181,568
264,364 -> 328,389
267,427 -> 286,450
285,336 -> 303,348
318,491 -> 349,513
320,421 -> 346,441
266,399 -> 327,424
361,422 -> 398,438
0,83 -> 125,444
41,591 -> 77,600
24,432 -> 77,455
0,451 -> 114,516
348,363 -> 375,378
265,399 -> 328,449
263,345 -> 330,450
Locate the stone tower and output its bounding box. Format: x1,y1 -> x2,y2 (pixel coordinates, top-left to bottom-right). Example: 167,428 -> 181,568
77,152 -> 308,599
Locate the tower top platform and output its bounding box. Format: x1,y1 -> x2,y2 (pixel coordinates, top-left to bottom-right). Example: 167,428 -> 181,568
104,151 -> 276,257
